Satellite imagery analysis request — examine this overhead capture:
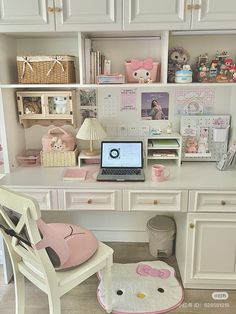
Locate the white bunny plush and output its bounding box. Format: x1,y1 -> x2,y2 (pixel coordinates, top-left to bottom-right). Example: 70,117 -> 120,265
53,96 -> 67,114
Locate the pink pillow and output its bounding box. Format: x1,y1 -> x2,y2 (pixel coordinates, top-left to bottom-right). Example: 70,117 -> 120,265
34,218 -> 98,270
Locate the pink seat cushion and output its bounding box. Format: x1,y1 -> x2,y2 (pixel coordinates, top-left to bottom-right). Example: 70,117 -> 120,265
34,218 -> 98,270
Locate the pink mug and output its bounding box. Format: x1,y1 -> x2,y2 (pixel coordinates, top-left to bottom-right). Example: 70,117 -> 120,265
152,164 -> 170,182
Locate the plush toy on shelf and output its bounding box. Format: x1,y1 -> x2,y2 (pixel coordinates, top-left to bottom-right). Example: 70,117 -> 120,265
168,47 -> 190,83
53,96 -> 67,114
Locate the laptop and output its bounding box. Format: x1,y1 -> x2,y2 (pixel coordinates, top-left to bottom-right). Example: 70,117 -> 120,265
97,141 -> 145,182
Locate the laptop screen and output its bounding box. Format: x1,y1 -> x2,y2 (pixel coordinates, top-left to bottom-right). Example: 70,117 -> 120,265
101,141 -> 143,168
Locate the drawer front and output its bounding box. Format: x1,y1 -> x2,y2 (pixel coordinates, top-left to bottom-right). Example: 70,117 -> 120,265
124,190 -> 188,212
189,190 -> 236,212
59,189 -> 122,211
12,188 -> 58,210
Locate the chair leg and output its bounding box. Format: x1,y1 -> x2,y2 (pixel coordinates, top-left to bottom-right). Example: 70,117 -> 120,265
14,271 -> 25,314
48,293 -> 61,314
103,257 -> 113,313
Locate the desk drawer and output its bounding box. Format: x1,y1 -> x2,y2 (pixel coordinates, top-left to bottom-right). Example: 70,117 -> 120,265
59,189 -> 122,211
124,190 -> 188,212
189,190 -> 236,212
11,188 -> 58,210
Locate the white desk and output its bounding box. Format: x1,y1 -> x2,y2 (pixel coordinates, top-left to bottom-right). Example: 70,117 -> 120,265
1,162 -> 236,289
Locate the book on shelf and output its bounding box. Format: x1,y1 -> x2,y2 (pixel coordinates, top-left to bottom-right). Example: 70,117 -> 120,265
150,139 -> 179,148
63,168 -> 87,181
152,150 -> 176,157
84,38 -> 91,84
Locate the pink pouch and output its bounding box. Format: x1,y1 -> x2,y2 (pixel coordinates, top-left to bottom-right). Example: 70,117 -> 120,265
125,58 -> 160,83
42,127 -> 75,152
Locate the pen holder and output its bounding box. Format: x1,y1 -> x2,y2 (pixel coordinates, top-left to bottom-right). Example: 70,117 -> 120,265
152,164 -> 170,182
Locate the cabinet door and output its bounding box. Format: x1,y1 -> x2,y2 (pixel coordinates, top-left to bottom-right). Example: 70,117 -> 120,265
191,0 -> 236,30
123,0 -> 192,30
54,0 -> 122,31
0,0 -> 55,32
185,213 -> 236,289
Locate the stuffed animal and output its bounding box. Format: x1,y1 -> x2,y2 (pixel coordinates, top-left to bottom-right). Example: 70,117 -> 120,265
185,137 -> 198,153
50,137 -> 65,151
53,96 -> 67,114
24,101 -> 41,114
168,47 -> 190,83
125,58 -> 159,83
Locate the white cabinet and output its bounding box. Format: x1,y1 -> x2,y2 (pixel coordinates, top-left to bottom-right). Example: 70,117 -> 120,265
124,0 -> 236,31
0,0 -> 122,32
123,0 -> 191,30
58,189 -> 123,211
185,213 -> 236,289
11,188 -> 58,210
189,190 -> 236,212
124,189 -> 188,212
0,0 -> 55,32
191,0 -> 236,30
55,0 -> 122,31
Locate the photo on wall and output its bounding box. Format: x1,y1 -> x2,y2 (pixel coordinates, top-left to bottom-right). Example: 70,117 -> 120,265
141,92 -> 169,120
79,88 -> 97,125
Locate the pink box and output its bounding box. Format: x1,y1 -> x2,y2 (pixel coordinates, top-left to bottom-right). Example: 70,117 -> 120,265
125,59 -> 160,83
17,150 -> 41,167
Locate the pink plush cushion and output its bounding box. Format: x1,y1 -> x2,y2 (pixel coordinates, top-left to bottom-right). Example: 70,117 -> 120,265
34,218 -> 98,270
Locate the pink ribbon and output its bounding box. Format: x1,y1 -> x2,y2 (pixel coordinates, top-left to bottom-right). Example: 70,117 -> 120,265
130,58 -> 153,70
136,263 -> 171,279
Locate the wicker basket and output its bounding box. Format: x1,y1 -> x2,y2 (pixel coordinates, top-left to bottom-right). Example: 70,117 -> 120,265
17,55 -> 76,84
41,146 -> 79,167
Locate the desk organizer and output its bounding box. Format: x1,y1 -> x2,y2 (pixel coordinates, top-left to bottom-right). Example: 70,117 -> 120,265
17,149 -> 41,167
40,146 -> 79,167
17,55 -> 76,84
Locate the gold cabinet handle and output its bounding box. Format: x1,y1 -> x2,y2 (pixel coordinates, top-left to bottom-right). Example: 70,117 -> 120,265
48,7 -> 54,12
153,200 -> 158,205
186,4 -> 193,10
189,223 -> 195,229
221,200 -> 226,206
55,7 -> 62,12
88,199 -> 92,204
194,4 -> 201,10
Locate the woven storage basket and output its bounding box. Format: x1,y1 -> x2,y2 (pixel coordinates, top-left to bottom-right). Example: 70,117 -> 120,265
41,146 -> 79,167
17,55 -> 76,84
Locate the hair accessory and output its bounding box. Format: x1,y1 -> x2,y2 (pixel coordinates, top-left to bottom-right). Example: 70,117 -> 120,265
136,263 -> 171,278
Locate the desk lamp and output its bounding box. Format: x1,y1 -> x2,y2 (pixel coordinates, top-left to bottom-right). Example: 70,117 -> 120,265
76,118 -> 106,155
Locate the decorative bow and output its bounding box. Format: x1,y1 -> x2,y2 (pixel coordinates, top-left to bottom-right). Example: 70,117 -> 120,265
21,57 -> 33,79
47,56 -> 65,76
130,58 -> 153,71
136,263 -> 171,279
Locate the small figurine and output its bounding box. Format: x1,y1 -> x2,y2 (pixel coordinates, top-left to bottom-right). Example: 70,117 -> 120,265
166,122 -> 173,134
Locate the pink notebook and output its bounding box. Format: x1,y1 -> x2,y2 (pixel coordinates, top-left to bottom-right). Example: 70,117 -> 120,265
63,168 -> 87,181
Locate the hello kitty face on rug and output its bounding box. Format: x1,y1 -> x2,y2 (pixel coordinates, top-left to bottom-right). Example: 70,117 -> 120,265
98,261 -> 183,314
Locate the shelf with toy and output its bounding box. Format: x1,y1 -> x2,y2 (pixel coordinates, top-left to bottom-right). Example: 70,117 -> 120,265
17,90 -> 76,128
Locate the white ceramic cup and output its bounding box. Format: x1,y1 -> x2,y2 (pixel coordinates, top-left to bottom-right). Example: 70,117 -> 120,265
152,164 -> 170,182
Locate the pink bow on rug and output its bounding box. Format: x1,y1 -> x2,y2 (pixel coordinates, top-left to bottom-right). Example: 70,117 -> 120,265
136,263 -> 171,279
130,58 -> 153,70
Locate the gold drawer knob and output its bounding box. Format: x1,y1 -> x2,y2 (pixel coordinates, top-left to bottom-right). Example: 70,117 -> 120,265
153,200 -> 158,205
88,199 -> 92,204
55,7 -> 62,12
186,4 -> 193,10
221,200 -> 226,206
189,223 -> 195,229
48,7 -> 54,12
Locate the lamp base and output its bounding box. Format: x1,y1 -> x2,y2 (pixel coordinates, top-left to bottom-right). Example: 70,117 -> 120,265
82,149 -> 100,156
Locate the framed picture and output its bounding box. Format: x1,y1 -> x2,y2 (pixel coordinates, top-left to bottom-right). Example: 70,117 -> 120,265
141,92 -> 169,120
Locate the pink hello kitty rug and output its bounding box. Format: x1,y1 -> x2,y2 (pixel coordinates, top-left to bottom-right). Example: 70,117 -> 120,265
97,261 -> 183,314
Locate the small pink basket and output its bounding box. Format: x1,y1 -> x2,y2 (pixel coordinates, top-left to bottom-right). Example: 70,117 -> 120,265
125,59 -> 160,83
17,150 -> 41,167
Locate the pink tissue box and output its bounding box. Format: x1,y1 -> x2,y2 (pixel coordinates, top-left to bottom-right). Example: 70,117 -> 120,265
17,149 -> 41,167
125,59 -> 160,83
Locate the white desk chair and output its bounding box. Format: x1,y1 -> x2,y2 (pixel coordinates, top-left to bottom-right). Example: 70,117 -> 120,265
0,186 -> 113,314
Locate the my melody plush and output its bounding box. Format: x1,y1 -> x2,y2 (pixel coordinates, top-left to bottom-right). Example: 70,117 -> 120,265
168,47 -> 190,83
125,58 -> 160,83
53,96 -> 67,114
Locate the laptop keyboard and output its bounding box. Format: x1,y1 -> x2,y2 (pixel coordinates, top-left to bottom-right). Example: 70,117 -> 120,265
102,168 -> 141,175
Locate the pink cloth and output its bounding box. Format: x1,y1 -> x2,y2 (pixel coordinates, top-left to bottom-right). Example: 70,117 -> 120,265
33,218 -> 98,270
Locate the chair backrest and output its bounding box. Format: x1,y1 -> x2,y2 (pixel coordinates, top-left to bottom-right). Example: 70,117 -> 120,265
0,186 -> 58,286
